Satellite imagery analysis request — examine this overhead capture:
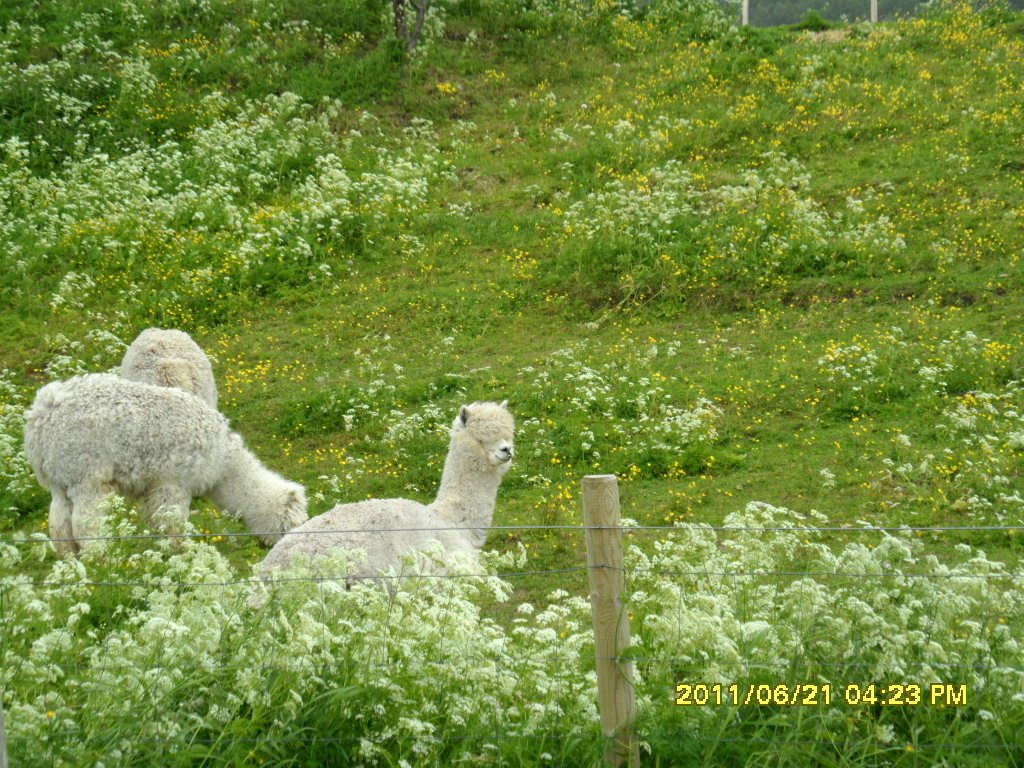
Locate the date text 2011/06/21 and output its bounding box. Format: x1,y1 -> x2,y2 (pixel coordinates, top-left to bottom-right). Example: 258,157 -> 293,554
674,683 -> 968,707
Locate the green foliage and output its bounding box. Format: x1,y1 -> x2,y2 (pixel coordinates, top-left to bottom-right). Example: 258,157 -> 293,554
630,502 -> 1024,766
2,504 -> 1022,765
791,8 -> 836,29
0,0 -> 401,173
553,153 -> 909,305
277,387 -> 372,437
0,371 -> 46,523
1,0 -> 1024,764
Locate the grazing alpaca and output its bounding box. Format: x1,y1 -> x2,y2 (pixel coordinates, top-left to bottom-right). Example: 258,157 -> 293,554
260,401 -> 514,580
24,374 -> 307,556
120,328 -> 218,408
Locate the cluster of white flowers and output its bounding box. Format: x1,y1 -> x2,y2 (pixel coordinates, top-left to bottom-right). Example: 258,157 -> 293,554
2,500 -> 1019,763
0,370 -> 37,501
648,398 -> 722,451
563,160 -> 697,247
817,342 -> 881,392
817,325 -> 1012,412
914,329 -> 990,394
629,502 -> 1024,732
49,272 -> 96,310
32,326 -> 127,386
883,382 -> 1024,521
0,508 -> 598,765
560,152 -> 906,288
303,336 -> 721,498
0,16 -> 117,141
383,404 -> 449,446
1,91 -> 446,352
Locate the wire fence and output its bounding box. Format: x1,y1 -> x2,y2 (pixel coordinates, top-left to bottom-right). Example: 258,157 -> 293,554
735,0 -> 1024,26
3,520 -> 1023,547
1,480 -> 1023,766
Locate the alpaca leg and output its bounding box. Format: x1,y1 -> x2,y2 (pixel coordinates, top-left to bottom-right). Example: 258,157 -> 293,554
68,482 -> 117,552
140,485 -> 192,534
48,487 -> 77,557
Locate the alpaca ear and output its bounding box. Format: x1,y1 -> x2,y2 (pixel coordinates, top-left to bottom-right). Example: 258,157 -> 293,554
499,399 -> 509,409
460,406 -> 470,426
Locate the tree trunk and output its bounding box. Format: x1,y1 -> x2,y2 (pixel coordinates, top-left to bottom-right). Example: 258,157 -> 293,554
393,0 -> 430,52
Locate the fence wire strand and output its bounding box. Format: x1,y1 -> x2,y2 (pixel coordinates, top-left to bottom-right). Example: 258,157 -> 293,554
3,522 -> 1023,547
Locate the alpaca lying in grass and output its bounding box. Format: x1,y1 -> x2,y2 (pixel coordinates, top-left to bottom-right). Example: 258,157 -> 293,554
120,327 -> 218,408
24,373 -> 307,556
260,401 -> 514,580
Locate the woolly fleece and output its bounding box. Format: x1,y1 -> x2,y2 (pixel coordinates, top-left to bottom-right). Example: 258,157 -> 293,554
120,327 -> 218,408
24,373 -> 307,555
260,401 -> 514,580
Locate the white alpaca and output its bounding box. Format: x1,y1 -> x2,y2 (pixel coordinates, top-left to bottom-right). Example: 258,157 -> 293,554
24,373 -> 307,556
120,328 -> 218,408
260,401 -> 514,580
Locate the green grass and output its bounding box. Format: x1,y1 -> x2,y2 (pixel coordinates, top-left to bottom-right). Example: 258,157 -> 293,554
2,0 -> 1024,764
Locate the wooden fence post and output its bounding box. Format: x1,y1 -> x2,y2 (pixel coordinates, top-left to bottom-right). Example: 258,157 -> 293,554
583,475 -> 639,767
741,0 -> 749,25
870,0 -> 878,23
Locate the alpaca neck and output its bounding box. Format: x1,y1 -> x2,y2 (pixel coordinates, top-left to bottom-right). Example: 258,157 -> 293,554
208,444 -> 267,519
430,435 -> 502,550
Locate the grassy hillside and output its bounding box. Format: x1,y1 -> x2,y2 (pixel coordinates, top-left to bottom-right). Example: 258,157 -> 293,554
1,0 -> 1023,764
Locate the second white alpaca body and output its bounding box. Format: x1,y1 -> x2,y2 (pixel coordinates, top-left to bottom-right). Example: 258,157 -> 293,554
24,373 -> 307,555
120,327 -> 218,408
260,401 -> 514,580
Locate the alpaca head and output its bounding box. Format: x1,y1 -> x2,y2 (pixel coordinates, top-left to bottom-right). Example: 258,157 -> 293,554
120,327 -> 217,408
453,400 -> 515,475
244,478 -> 309,547
211,436 -> 309,546
153,357 -> 204,395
